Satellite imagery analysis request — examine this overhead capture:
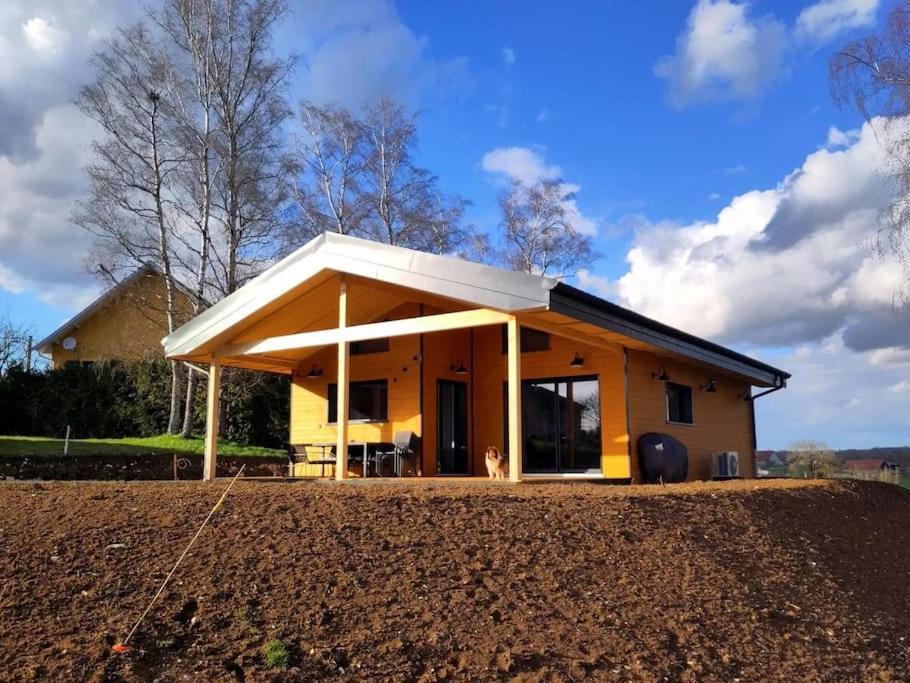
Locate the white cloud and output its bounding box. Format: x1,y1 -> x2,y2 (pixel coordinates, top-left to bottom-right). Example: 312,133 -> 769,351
535,107 -> 550,123
825,125 -> 861,149
288,0 -> 468,108
501,46 -> 515,68
722,163 -> 748,175
0,104 -> 100,306
708,192 -> 721,200
22,17 -> 67,56
481,146 -> 561,185
655,0 -> 787,106
0,1 -> 137,307
754,334 -> 910,448
657,0 -> 879,106
611,118 -> 907,353
795,0 -> 879,42
481,146 -> 598,235
0,1 -> 134,162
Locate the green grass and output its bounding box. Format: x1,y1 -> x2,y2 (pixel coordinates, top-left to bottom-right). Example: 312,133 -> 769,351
0,434 -> 283,458
261,639 -> 290,669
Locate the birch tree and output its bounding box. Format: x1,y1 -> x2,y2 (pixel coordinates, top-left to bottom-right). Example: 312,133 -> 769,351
498,178 -> 596,278
287,101 -> 369,242
73,24 -> 186,433
152,0 -> 221,436
361,97 -> 468,254
208,0 -> 292,295
829,1 -> 910,292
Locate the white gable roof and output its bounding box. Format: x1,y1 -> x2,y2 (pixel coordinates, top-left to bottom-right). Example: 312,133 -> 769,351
162,233 -> 556,360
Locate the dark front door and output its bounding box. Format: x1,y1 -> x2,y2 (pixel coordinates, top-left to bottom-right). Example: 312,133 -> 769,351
437,380 -> 468,474
521,376 -> 601,474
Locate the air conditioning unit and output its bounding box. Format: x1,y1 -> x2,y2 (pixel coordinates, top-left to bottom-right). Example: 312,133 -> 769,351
715,451 -> 740,478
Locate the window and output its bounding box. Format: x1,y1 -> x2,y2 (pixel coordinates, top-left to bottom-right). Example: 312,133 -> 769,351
328,379 -> 388,423
500,326 -> 551,353
665,382 -> 694,425
350,338 -> 389,355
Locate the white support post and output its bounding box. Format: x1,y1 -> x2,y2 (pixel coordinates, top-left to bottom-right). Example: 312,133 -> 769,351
203,362 -> 221,482
506,316 -> 522,483
335,278 -> 350,480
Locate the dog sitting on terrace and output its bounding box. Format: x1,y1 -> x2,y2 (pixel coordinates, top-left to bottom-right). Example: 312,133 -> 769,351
485,446 -> 508,480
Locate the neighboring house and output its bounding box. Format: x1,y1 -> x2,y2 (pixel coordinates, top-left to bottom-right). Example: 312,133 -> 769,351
842,459 -> 900,474
756,450 -> 785,467
163,233 -> 790,483
37,265 -> 195,369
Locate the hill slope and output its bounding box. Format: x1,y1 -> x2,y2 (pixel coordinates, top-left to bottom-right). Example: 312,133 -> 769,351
1,479 -> 908,681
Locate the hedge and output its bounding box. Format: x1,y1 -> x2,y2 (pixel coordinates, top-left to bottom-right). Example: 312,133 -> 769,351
0,360 -> 289,448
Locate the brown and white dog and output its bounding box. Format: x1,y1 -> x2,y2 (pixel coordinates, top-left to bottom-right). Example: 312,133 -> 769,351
484,446 -> 508,480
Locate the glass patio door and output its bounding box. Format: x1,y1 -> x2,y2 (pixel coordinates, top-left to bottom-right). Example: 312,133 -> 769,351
521,376 -> 601,473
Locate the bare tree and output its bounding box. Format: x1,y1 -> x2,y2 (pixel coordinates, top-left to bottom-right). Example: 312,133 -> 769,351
361,97 -> 468,254
499,178 -> 596,278
152,0 -> 222,436
830,2 -> 910,293
207,0 -> 292,295
0,317 -> 31,375
288,101 -> 369,241
73,24 -> 187,433
787,440 -> 840,479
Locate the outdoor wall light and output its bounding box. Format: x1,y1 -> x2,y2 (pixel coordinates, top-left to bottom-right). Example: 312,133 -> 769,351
651,367 -> 671,381
700,379 -> 718,393
450,360 -> 468,375
305,364 -> 323,379
411,353 -> 423,363
569,352 -> 585,368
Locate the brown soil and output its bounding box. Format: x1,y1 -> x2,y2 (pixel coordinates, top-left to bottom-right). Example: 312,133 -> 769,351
1,478 -> 908,681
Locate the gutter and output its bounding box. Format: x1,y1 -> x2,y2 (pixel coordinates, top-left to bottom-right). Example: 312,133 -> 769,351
747,381 -> 786,477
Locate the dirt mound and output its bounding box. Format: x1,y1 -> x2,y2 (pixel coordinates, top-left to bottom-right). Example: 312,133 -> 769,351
1,478 -> 908,681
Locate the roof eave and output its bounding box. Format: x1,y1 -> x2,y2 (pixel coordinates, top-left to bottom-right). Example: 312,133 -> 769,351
549,283 -> 790,388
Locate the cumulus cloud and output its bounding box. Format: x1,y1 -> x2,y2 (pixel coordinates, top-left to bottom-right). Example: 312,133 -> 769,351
657,0 -> 879,106
612,119 -> 908,357
754,333 -> 910,448
289,0 -> 468,108
481,146 -> 598,235
0,1 -> 138,306
795,0 -> 879,43
0,1 -> 134,162
655,0 -> 787,106
501,46 -> 516,68
0,104 -> 101,307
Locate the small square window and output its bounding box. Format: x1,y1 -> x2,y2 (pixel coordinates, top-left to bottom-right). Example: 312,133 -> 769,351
500,326 -> 551,353
350,338 -> 389,355
665,382 -> 693,425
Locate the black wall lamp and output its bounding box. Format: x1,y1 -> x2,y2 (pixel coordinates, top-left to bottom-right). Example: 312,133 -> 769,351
304,363 -> 323,379
700,379 -> 717,393
651,367 -> 671,381
569,352 -> 585,368
450,360 -> 468,375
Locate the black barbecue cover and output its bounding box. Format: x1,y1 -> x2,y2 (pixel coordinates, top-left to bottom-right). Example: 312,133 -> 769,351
637,432 -> 688,484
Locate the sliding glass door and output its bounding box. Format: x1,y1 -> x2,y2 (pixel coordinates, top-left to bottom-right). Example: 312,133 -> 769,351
521,376 -> 601,473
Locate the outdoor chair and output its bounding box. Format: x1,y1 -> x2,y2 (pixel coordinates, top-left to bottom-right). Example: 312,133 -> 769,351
288,444 -> 337,477
374,431 -> 419,476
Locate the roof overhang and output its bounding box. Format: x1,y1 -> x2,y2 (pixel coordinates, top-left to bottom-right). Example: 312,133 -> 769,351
162,233 -> 556,360
548,283 -> 790,388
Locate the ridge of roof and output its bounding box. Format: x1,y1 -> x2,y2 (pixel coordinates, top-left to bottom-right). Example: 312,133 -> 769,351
162,233 -> 556,359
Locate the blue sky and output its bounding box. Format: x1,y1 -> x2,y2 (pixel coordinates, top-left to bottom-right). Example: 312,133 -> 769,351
0,0 -> 907,449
